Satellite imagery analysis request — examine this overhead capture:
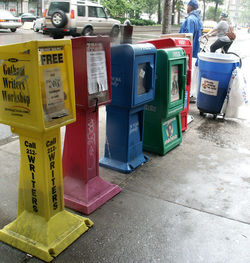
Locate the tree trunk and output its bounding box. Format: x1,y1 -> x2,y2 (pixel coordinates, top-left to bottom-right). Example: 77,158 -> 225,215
202,0 -> 206,21
171,0 -> 176,25
162,0 -> 172,34
214,1 -> 219,21
157,0 -> 162,24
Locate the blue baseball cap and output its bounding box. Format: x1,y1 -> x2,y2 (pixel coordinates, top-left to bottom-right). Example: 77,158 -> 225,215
188,0 -> 198,9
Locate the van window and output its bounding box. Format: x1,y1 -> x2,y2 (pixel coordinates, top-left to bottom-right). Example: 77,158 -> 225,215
48,2 -> 70,16
88,6 -> 106,18
77,5 -> 85,17
96,7 -> 106,18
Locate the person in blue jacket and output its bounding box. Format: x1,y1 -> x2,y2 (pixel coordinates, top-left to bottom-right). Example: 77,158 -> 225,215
179,0 -> 203,58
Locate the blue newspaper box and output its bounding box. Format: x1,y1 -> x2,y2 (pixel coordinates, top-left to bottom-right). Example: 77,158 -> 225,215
99,43 -> 156,173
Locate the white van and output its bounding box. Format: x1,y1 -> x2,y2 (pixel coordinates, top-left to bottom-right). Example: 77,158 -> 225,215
44,0 -> 120,38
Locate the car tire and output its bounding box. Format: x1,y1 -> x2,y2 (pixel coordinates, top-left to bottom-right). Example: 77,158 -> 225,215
111,26 -> 120,38
51,10 -> 68,28
10,28 -> 16,32
33,27 -> 39,32
82,26 -> 93,36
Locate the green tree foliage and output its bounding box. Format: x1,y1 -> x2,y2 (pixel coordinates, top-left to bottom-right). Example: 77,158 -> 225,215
208,0 -> 224,20
176,0 -> 184,13
239,0 -> 250,25
100,0 -> 129,17
143,0 -> 159,19
101,0 -> 148,19
173,0 -> 184,24
205,6 -> 222,21
127,0 -> 147,19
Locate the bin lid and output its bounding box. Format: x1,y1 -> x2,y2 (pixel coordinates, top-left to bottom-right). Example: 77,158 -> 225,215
198,52 -> 239,63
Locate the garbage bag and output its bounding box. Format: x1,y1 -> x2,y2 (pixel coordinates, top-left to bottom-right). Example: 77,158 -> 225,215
221,66 -> 249,119
190,58 -> 199,98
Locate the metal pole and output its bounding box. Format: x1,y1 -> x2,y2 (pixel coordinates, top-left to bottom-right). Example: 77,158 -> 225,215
42,0 -> 44,12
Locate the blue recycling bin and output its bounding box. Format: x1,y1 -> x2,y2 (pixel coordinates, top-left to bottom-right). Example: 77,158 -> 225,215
197,52 -> 239,114
99,43 -> 156,173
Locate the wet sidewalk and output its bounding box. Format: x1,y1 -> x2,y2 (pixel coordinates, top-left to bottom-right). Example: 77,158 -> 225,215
0,103 -> 250,263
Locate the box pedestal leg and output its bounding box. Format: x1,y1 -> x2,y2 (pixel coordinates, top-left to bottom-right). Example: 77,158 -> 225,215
0,128 -> 93,262
63,109 -> 121,215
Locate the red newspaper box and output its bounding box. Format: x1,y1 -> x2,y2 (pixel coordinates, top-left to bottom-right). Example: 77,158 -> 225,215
137,37 -> 192,132
62,36 -> 121,214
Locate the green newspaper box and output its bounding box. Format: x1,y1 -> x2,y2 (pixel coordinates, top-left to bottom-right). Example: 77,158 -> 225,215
143,47 -> 187,155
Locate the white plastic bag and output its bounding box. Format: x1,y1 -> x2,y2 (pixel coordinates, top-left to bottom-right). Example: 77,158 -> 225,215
190,58 -> 199,98
221,66 -> 249,119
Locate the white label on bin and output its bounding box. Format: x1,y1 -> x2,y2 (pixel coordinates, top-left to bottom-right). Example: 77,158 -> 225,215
200,77 -> 218,96
87,46 -> 108,95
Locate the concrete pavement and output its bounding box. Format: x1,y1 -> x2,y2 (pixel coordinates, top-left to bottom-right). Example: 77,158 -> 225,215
0,103 -> 250,262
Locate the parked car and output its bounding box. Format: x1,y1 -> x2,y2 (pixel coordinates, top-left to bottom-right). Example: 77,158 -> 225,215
43,0 -> 120,38
33,17 -> 45,33
203,20 -> 217,35
0,10 -> 22,32
20,13 -> 37,23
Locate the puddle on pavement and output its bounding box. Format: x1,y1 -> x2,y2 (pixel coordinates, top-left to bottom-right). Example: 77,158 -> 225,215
195,119 -> 249,151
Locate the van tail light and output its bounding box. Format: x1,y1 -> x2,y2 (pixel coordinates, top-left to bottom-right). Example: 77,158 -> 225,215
43,9 -> 47,17
70,10 -> 75,19
18,19 -> 22,23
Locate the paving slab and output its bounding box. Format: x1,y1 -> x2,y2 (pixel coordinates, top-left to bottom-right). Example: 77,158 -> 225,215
124,109 -> 250,223
0,104 -> 250,262
2,189 -> 250,263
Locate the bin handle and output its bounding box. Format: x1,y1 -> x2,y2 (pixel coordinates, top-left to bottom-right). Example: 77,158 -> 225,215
182,74 -> 187,87
51,113 -> 68,119
93,98 -> 98,113
148,63 -> 153,91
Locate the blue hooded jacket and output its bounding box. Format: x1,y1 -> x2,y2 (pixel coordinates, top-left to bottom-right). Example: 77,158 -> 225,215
179,10 -> 203,58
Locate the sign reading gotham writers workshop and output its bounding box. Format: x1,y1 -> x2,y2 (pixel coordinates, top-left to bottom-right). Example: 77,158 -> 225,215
0,58 -> 30,117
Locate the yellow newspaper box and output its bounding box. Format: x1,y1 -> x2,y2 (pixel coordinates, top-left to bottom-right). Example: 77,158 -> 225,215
0,40 -> 93,262
0,40 -> 76,130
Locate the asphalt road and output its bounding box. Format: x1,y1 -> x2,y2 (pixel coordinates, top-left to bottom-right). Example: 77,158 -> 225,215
0,23 -> 249,143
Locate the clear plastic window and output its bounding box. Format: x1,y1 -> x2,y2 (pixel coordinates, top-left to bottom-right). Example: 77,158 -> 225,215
170,65 -> 180,102
137,63 -> 149,95
88,6 -> 97,17
48,2 -> 70,15
96,7 -> 106,18
39,47 -> 69,123
77,6 -> 85,17
88,6 -> 106,18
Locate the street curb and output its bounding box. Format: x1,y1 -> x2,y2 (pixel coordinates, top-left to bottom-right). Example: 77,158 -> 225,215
21,22 -> 33,30
133,25 -> 180,33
